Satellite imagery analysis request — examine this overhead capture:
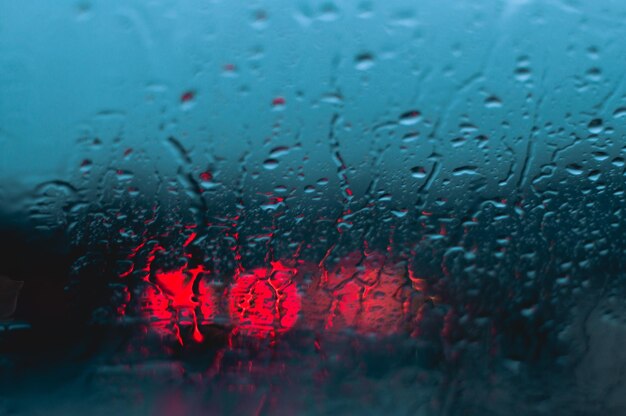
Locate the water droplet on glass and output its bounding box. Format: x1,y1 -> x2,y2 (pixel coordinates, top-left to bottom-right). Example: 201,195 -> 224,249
354,53 -> 375,70
272,96 -> 286,110
399,110 -> 421,126
411,166 -> 427,179
485,95 -> 502,108
585,67 -> 601,82
270,146 -> 290,158
263,159 -> 279,170
613,107 -> 626,119
566,163 -> 584,175
588,118 -> 603,134
318,2 -> 339,21
251,9 -> 268,30
180,91 -> 194,103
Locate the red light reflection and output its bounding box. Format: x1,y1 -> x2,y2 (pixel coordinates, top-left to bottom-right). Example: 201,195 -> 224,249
139,265 -> 216,344
301,251 -> 416,336
137,251 -> 427,344
228,261 -> 301,338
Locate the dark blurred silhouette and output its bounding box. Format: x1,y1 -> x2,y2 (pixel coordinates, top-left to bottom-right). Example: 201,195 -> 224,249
0,276 -> 23,319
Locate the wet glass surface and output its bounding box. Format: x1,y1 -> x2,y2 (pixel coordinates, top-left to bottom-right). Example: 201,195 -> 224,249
2,1 -> 626,414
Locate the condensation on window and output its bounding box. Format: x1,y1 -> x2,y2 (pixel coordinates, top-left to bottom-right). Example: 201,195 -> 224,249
1,1 -> 626,415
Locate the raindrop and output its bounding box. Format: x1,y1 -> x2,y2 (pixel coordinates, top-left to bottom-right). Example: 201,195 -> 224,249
251,9 -> 268,30
318,3 -> 339,21
180,90 -> 195,103
585,67 -> 601,82
588,170 -> 601,182
357,1 -> 373,18
514,57 -> 531,82
592,151 -> 609,162
587,45 -> 599,60
402,132 -> 419,143
79,159 -> 92,174
391,209 -> 408,218
411,166 -> 427,179
613,107 -> 626,119
355,53 -> 375,70
485,95 -> 502,108
272,96 -> 286,109
270,146 -> 290,158
452,166 -> 479,176
222,63 -> 237,77
263,159 -> 279,170
514,67 -> 531,82
451,137 -> 466,147
399,110 -> 421,126
588,118 -> 603,134
566,163 -> 584,175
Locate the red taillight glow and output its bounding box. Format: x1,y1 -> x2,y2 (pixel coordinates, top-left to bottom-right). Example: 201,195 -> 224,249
228,262 -> 301,338
144,265 -> 211,344
301,252 -> 414,336
137,253 -> 427,344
